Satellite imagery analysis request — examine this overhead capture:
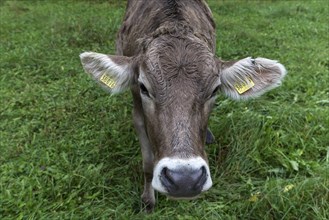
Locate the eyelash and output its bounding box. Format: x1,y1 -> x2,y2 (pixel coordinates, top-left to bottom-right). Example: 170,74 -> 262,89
210,86 -> 220,98
139,83 -> 150,97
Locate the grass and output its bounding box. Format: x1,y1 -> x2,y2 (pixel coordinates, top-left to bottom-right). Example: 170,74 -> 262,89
0,0 -> 328,219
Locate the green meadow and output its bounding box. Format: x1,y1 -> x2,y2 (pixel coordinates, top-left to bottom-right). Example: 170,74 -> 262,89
0,0 -> 328,219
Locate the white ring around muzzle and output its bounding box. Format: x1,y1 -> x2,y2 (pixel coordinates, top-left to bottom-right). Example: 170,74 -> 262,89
151,156 -> 213,195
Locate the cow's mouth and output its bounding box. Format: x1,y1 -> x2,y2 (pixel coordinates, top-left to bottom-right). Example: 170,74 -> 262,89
159,166 -> 207,198
151,157 -> 213,197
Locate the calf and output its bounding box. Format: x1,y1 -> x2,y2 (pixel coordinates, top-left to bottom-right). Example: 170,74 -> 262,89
80,0 -> 286,212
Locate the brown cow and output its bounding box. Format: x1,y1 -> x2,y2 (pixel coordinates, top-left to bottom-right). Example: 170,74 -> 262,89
80,0 -> 286,212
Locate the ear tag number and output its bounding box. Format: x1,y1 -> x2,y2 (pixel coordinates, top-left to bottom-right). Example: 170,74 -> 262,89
234,78 -> 255,94
100,74 -> 116,89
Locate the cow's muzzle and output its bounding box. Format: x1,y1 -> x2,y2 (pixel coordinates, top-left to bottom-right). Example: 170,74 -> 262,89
152,157 -> 212,198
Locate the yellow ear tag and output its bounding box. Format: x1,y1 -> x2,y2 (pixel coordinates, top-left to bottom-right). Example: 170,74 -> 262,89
100,74 -> 116,89
234,78 -> 255,94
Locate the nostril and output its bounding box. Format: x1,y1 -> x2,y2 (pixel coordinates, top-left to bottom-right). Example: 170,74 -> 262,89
161,167 -> 178,191
193,166 -> 207,190
160,166 -> 208,195
153,158 -> 212,197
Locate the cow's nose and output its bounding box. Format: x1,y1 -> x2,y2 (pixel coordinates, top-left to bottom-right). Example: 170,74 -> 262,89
160,166 -> 207,197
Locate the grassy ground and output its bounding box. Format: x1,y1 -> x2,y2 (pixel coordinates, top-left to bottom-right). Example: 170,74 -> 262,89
0,0 -> 328,219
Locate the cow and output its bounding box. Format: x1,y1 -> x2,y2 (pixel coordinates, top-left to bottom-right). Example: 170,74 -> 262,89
79,0 -> 286,212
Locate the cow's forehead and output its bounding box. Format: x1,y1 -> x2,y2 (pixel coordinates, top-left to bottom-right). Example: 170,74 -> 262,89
141,37 -> 218,88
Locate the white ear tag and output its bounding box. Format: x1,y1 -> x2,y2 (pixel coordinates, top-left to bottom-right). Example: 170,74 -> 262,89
100,74 -> 116,89
234,78 -> 255,94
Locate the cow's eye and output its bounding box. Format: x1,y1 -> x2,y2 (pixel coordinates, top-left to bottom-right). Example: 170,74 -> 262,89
210,86 -> 220,98
139,83 -> 150,97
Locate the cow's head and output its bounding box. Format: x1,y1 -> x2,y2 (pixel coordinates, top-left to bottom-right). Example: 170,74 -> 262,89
80,35 -> 286,198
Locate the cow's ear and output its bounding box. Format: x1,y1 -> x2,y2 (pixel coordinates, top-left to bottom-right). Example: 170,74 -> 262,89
218,57 -> 287,100
80,52 -> 135,94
